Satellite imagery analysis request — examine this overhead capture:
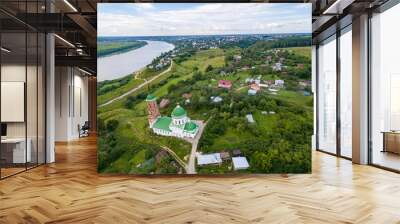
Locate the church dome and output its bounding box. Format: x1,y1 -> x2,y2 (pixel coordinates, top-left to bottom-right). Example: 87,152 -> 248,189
184,121 -> 198,132
171,105 -> 186,118
146,94 -> 157,101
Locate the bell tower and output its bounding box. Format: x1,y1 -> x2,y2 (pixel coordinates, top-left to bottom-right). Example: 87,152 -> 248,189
146,94 -> 160,126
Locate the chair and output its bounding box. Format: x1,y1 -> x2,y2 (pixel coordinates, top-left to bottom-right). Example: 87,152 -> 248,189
79,121 -> 90,138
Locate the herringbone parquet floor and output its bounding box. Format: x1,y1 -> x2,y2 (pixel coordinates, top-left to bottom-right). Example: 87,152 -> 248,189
1,136 -> 400,224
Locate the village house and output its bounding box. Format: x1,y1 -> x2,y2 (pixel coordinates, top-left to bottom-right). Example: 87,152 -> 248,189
298,80 -> 311,88
248,89 -> 257,96
159,98 -> 170,108
197,153 -> 222,166
245,78 -> 253,83
220,151 -> 231,161
218,80 -> 232,89
182,93 -> 192,99
272,62 -> 282,71
232,149 -> 242,157
275,79 -> 285,87
240,65 -> 250,71
246,114 -> 255,123
250,83 -> 261,92
210,96 -> 223,103
264,80 -> 274,85
245,77 -> 261,85
233,55 -> 242,61
232,157 -> 250,170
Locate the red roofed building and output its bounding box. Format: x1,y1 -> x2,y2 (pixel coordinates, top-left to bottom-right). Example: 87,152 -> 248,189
250,83 -> 261,92
218,80 -> 232,89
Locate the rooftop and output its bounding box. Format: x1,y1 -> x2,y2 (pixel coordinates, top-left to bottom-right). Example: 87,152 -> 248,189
184,121 -> 198,133
232,157 -> 250,170
146,94 -> 157,101
152,116 -> 172,132
197,153 -> 222,166
246,114 -> 255,123
171,105 -> 187,118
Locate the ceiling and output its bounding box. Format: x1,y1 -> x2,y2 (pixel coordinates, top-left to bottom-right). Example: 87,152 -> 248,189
311,0 -> 390,42
0,0 -> 98,74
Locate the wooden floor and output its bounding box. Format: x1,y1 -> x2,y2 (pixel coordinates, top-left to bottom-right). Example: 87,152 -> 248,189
1,136 -> 400,224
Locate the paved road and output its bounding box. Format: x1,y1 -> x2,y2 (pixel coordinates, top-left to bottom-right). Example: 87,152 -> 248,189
186,120 -> 206,174
98,62 -> 173,108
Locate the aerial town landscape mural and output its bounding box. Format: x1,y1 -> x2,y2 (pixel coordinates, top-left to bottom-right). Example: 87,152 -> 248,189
97,3 -> 313,174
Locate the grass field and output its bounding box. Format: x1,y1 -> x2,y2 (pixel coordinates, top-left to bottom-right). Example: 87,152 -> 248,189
269,90 -> 313,108
284,46 -> 311,59
98,49 -> 226,169
97,78 -> 144,105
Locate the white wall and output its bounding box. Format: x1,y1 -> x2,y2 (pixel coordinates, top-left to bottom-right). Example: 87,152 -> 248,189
55,67 -> 89,141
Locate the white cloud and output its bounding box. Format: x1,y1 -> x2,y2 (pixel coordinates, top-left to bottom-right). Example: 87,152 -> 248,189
134,3 -> 154,9
98,3 -> 311,36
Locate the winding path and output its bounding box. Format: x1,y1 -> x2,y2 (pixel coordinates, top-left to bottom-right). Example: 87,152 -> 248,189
98,62 -> 173,108
160,146 -> 188,173
160,120 -> 206,174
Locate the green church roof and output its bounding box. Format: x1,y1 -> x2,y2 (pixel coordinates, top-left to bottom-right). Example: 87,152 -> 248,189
146,94 -> 157,101
184,121 -> 198,133
152,116 -> 172,132
171,105 -> 186,118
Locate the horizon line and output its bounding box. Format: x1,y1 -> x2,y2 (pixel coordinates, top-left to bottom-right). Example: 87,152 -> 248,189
98,32 -> 312,38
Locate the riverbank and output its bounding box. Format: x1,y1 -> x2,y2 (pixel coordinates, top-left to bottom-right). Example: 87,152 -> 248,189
97,40 -> 147,58
97,40 -> 175,82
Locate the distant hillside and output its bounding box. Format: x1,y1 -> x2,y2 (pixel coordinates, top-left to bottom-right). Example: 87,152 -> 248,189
97,40 -> 147,58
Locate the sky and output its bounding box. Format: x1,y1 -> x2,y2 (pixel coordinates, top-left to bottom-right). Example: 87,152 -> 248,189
98,3 -> 311,37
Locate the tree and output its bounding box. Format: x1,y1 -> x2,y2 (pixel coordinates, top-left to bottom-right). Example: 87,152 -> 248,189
205,65 -> 213,72
106,119 -> 119,132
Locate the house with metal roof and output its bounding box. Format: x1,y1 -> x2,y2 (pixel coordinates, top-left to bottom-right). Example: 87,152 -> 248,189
246,114 -> 255,123
232,157 -> 250,170
197,153 -> 222,166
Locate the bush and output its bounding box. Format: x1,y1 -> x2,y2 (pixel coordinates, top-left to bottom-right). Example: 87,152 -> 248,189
106,119 -> 119,132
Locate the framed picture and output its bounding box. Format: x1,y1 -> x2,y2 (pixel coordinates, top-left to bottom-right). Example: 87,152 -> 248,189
97,3 -> 312,175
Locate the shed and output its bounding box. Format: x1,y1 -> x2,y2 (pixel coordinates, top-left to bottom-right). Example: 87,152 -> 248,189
159,99 -> 170,108
246,114 -> 255,123
232,149 -> 242,157
220,151 -> 231,161
248,89 -> 257,96
197,153 -> 222,166
232,157 -> 250,170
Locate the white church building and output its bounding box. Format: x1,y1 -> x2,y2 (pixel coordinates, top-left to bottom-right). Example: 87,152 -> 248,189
146,94 -> 199,138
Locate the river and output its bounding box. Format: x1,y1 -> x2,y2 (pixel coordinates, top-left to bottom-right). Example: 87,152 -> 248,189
97,40 -> 175,82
